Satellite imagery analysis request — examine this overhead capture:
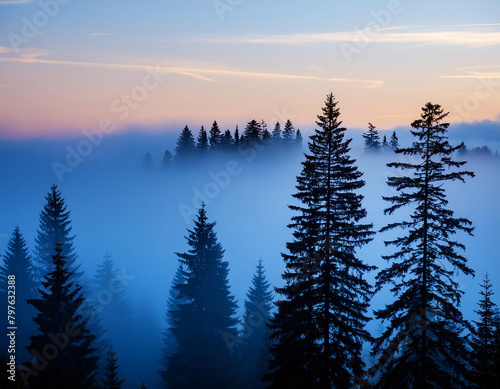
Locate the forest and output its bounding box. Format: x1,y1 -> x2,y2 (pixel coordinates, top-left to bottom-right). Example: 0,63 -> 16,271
1,93 -> 499,389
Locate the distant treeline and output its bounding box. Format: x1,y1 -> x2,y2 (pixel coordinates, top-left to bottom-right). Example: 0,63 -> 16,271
141,119 -> 303,171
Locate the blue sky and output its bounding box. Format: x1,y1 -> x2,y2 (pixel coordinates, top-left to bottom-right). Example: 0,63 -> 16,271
1,0 -> 499,137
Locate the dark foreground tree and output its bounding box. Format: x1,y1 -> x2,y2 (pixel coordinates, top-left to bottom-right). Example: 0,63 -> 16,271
0,227 -> 37,363
33,184 -> 80,283
470,273 -> 499,388
21,244 -> 98,389
268,93 -> 375,388
239,259 -> 274,388
372,102 -> 475,388
166,205 -> 238,388
362,123 -> 381,152
102,346 -> 125,389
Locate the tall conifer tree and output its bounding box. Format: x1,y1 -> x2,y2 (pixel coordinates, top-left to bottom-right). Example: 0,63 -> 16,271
22,244 -> 98,389
239,259 -> 274,388
33,184 -> 80,284
102,346 -> 125,389
470,273 -> 499,388
0,227 -> 37,364
166,205 -> 238,388
268,93 -> 375,388
372,102 -> 474,388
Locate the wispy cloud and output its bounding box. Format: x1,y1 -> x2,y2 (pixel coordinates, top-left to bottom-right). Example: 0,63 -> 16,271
0,0 -> 33,4
0,57 -> 384,87
188,24 -> 500,47
442,71 -> 500,79
0,47 -> 50,59
90,33 -> 116,37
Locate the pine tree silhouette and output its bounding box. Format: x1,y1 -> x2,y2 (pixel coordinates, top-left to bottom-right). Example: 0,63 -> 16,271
362,122 -> 381,152
281,119 -> 295,144
243,119 -> 262,143
239,259 -> 274,388
161,265 -> 186,387
161,150 -> 173,172
166,205 -> 238,388
221,129 -> 234,151
271,122 -> 282,145
268,93 -> 375,388
209,120 -> 223,149
0,227 -> 37,364
141,152 -> 154,171
470,273 -> 499,388
372,102 -> 475,388
196,126 -> 209,153
102,346 -> 125,389
389,131 -> 399,150
33,184 -> 80,284
22,243 -> 98,389
174,126 -> 196,162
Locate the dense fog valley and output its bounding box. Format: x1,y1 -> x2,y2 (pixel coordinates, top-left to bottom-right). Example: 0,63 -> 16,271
1,115 -> 499,388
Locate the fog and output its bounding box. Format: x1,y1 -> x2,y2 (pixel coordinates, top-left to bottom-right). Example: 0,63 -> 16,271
1,123 -> 499,388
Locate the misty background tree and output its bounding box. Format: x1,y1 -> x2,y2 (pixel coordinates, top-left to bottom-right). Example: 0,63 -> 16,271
166,205 -> 238,388
0,227 -> 37,363
268,93 -> 375,388
32,184 -> 81,284
174,126 -> 196,163
362,122 -> 381,152
238,259 -> 274,389
372,102 -> 475,388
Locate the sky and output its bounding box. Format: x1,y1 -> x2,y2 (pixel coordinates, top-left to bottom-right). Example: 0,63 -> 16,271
1,0 -> 500,138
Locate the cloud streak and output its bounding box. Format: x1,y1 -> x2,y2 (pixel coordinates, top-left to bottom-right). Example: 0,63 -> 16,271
442,71 -> 500,79
188,25 -> 500,47
0,0 -> 32,4
0,56 -> 384,87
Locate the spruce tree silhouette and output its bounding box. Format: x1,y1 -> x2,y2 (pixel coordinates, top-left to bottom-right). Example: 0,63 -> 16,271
33,184 -> 80,284
239,259 -> 274,388
0,227 -> 37,364
372,102 -> 475,388
22,243 -> 98,389
470,273 -> 499,388
166,205 -> 238,388
268,93 -> 375,388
